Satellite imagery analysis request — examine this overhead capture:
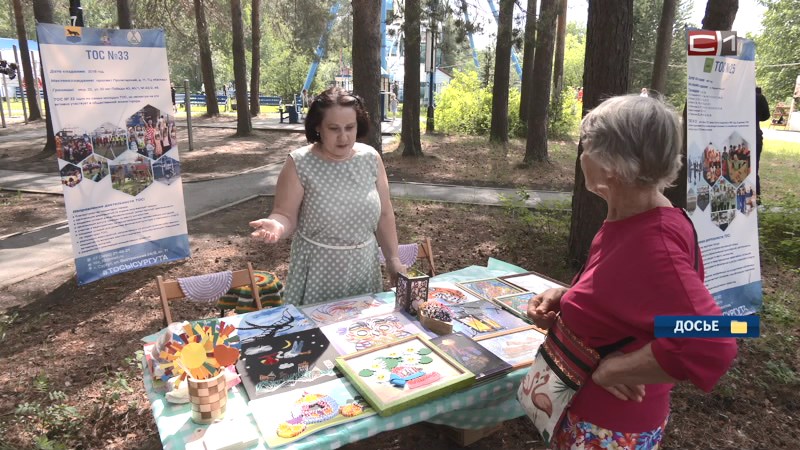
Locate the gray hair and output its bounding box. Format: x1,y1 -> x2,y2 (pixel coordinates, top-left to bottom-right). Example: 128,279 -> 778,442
580,94 -> 682,190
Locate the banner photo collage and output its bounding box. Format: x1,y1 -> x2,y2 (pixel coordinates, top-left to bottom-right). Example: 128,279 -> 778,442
37,24 -> 189,284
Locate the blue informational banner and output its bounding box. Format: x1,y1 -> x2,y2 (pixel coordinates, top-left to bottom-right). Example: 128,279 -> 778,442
654,315 -> 760,338
685,31 -> 762,316
37,24 -> 190,285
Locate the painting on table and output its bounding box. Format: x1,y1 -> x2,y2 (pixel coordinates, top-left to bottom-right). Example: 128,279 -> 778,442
426,282 -> 481,306
474,325 -> 547,369
235,305 -> 315,348
321,311 -> 427,355
499,271 -> 567,294
493,292 -> 536,322
456,278 -> 524,301
448,300 -> 529,338
300,294 -> 394,327
335,334 -> 475,416
249,377 -> 376,447
430,332 -> 512,382
236,327 -> 341,400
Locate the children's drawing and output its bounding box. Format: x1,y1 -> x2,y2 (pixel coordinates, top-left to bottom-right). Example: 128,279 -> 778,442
457,278 -> 523,300
475,326 -> 547,368
300,295 -> 394,326
493,292 -> 536,321
448,300 -> 528,338
430,332 -> 512,382
236,305 -> 315,347
499,272 -> 566,294
426,282 -> 481,306
321,311 -> 426,355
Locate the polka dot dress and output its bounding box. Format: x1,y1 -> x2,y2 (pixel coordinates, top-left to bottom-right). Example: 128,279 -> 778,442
284,143 -> 383,306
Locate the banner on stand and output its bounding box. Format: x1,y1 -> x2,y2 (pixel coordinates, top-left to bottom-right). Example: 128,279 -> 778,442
685,30 -> 761,315
37,24 -> 189,285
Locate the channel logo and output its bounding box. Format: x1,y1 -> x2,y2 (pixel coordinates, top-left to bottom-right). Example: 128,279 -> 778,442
654,315 -> 759,338
688,30 -> 737,56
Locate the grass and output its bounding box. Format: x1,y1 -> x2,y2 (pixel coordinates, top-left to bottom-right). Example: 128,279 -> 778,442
761,139 -> 800,205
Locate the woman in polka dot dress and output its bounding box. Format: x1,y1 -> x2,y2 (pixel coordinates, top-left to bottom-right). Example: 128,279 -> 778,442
250,87 -> 405,305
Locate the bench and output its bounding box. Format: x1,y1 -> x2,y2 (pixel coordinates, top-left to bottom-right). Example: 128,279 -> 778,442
13,87 -> 44,99
278,94 -> 306,124
258,95 -> 282,107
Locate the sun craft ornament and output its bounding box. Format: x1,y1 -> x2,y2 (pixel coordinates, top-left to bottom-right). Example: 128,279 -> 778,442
159,321 -> 241,387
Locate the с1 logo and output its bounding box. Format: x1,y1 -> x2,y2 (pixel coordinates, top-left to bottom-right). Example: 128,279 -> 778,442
688,30 -> 737,56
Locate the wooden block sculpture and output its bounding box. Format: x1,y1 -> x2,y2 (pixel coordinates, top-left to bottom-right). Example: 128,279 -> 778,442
187,372 -> 228,424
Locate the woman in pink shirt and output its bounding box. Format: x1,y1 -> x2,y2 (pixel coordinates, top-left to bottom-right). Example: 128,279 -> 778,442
528,95 -> 737,449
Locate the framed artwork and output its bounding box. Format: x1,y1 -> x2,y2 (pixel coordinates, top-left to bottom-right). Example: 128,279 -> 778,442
493,292 -> 536,322
499,271 -> 567,294
236,328 -> 340,400
300,294 -> 394,327
448,300 -> 529,338
335,334 -> 475,416
249,377 -> 376,447
430,332 -> 512,382
320,311 -> 427,355
474,325 -> 547,369
235,305 -> 315,347
426,282 -> 481,306
456,278 -> 524,301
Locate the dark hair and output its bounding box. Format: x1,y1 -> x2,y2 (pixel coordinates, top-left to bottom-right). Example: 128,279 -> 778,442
304,86 -> 370,143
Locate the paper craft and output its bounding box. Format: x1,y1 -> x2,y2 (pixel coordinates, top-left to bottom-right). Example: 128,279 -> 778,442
499,271 -> 566,294
236,305 -> 315,348
493,292 -> 536,322
475,325 -> 547,368
430,332 -> 512,382
321,311 -> 427,355
236,328 -> 340,400
426,282 -> 481,305
457,278 -> 524,300
249,377 -> 376,447
300,294 -> 394,327
335,334 -> 474,416
158,320 -> 240,387
448,300 -> 529,338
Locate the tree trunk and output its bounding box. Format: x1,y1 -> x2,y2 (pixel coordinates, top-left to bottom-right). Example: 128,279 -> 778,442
567,0 -> 633,267
519,0 -> 538,122
117,0 -> 133,29
11,0 -> 42,121
552,0 -> 568,104
665,0 -> 738,207
249,0 -> 261,117
523,0 -> 558,164
32,0 -> 55,156
352,0 -> 382,152
400,0 -> 423,157
701,0 -> 738,30
194,0 -> 219,116
489,0 -> 514,143
230,0 -> 251,135
651,0 -> 676,93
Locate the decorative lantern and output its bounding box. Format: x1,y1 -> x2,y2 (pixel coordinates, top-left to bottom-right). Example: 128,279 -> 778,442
395,268 -> 430,315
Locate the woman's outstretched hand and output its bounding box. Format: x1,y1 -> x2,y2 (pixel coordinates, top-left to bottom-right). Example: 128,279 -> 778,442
526,287 -> 568,330
249,218 -> 284,243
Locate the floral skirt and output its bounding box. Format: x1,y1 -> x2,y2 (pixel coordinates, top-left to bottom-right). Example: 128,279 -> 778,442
551,410 -> 668,450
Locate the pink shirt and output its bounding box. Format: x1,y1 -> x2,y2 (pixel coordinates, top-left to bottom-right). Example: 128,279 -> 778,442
561,207 -> 737,432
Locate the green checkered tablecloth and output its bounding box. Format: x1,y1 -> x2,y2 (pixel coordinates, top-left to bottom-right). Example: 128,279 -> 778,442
142,258 -> 530,450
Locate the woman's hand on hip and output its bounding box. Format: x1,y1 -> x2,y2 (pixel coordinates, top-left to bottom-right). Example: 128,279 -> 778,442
526,287 -> 568,329
386,257 -> 406,287
592,352 -> 646,402
249,218 -> 284,243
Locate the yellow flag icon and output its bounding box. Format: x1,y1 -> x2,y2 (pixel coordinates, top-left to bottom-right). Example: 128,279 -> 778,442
730,321 -> 748,334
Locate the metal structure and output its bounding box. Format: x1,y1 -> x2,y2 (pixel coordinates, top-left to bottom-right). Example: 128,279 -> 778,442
485,0 -> 522,77
302,2 -> 342,92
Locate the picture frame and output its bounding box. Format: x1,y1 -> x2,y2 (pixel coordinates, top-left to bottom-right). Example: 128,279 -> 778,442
335,334 -> 475,416
430,332 -> 513,382
300,294 -> 394,327
426,281 -> 481,306
498,271 -> 567,294
492,291 -> 536,323
456,277 -> 524,301
320,311 -> 427,355
448,299 -> 529,338
474,325 -> 547,369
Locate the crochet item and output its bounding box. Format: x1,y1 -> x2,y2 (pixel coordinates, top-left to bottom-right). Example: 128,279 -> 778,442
218,271 -> 284,313
378,243 -> 419,267
177,271 -> 233,302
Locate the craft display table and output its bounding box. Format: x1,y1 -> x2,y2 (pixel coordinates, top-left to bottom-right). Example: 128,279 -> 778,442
142,259 -> 533,450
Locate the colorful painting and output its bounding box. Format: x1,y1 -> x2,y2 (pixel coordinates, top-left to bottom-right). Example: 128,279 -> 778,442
475,326 -> 547,368
249,377 -> 376,447
430,332 -> 512,382
499,272 -> 566,294
448,300 -> 529,338
426,282 -> 481,306
300,294 -> 394,327
321,311 -> 427,355
493,292 -> 536,322
235,305 -> 315,349
335,334 -> 475,416
236,328 -> 340,400
457,278 -> 523,300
